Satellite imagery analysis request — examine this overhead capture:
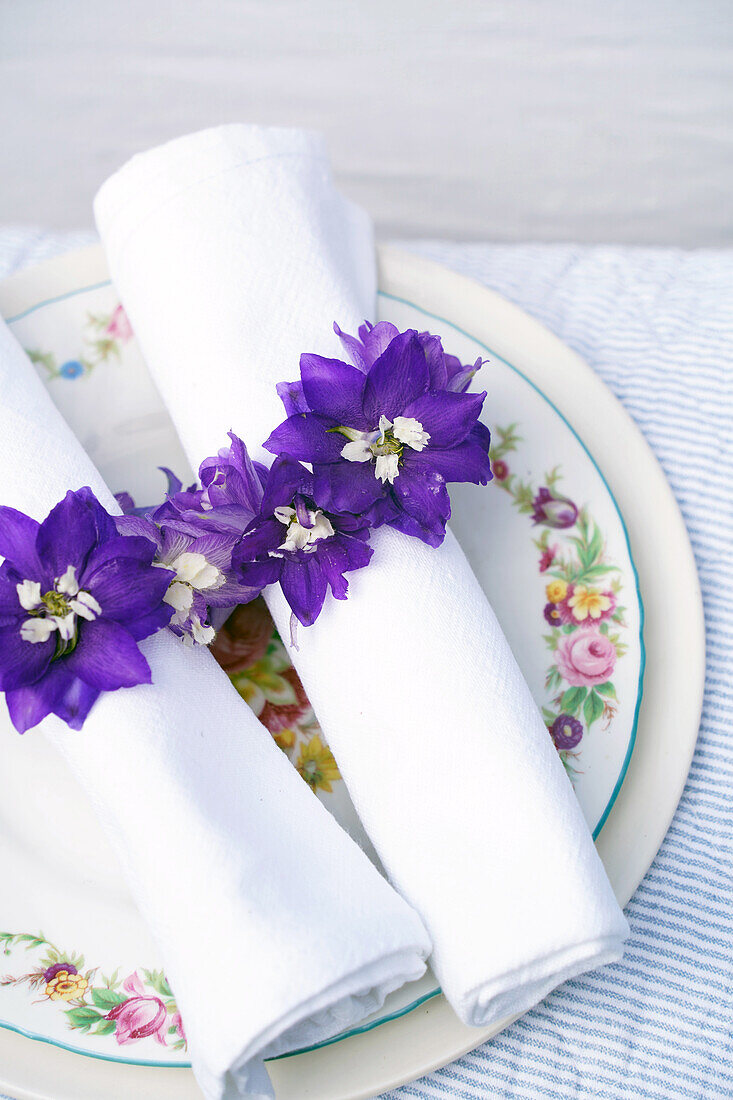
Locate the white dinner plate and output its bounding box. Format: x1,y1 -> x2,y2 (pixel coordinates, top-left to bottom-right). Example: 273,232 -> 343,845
0,245 -> 703,1100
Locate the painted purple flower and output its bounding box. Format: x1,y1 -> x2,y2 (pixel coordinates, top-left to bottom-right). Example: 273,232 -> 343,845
43,961 -> 77,983
265,324 -> 492,547
531,487 -> 579,529
0,487 -> 174,733
231,454 -> 373,627
105,972 -> 168,1046
551,714 -> 584,751
116,442 -> 269,645
543,601 -> 565,627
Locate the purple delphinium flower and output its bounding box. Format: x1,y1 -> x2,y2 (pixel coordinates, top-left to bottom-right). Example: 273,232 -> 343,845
265,323 -> 492,548
231,454 -> 373,627
531,487 -> 579,529
550,713 -> 584,751
0,487 -> 174,733
116,438 -> 269,645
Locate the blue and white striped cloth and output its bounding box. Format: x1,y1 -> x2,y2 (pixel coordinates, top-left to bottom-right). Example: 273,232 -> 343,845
1,230 -> 731,1100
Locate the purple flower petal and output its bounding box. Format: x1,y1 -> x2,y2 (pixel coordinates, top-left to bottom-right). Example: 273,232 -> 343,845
0,572 -> 21,619
36,489 -> 99,578
313,460 -> 384,515
64,620 -> 152,691
0,623 -> 54,691
362,330 -> 429,424
417,333 -> 449,389
355,321 -> 401,368
446,357 -> 482,393
114,514 -> 162,546
276,379 -> 310,417
317,534 -> 373,600
233,556 -> 282,591
391,465 -> 451,547
237,517 -> 284,558
332,323 -> 371,372
52,674 -> 101,730
264,414 -> 345,463
114,490 -> 137,515
159,467 -> 183,496
260,454 -> 313,515
0,506 -> 43,579
125,603 -> 174,642
84,559 -> 174,624
199,432 -> 264,514
206,578 -> 269,607
280,556 -> 328,627
403,389 -> 486,448
5,662 -> 73,733
84,534 -> 158,575
300,354 -> 369,429
406,424 -> 492,485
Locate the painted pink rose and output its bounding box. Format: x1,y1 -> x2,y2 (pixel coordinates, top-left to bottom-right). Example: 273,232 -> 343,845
171,1010 -> 187,1044
105,972 -> 167,1045
105,304 -> 133,342
210,597 -> 274,673
555,627 -> 616,687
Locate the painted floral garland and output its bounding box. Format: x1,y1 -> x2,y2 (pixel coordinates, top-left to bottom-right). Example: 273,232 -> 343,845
491,423 -> 627,774
0,932 -> 186,1051
27,305 -> 133,381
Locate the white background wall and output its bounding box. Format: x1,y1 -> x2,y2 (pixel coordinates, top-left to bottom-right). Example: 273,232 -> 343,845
1,0 -> 731,245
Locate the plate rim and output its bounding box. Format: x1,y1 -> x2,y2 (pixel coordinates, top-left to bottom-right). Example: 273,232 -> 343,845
0,243 -> 705,1100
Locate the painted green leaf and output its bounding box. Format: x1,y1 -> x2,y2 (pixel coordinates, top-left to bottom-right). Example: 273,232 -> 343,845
91,987 -> 127,1010
560,686 -> 587,714
595,681 -> 617,699
93,1018 -> 117,1036
65,1005 -> 102,1030
584,690 -> 605,728
143,968 -> 173,998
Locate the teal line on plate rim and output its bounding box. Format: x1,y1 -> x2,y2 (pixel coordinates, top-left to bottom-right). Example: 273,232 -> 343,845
4,280 -> 114,324
380,290 -> 645,843
1,281 -> 644,1067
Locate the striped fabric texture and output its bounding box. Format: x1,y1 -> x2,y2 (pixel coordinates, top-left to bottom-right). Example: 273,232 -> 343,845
0,231 -> 730,1100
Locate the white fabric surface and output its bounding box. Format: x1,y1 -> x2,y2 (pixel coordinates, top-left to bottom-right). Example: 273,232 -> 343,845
0,317 -> 429,1099
94,124 -> 629,1029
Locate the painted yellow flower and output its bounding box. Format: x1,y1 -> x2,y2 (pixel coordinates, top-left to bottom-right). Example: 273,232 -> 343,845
274,727 -> 296,751
545,579 -> 568,604
296,735 -> 341,793
44,971 -> 88,1001
567,585 -> 611,621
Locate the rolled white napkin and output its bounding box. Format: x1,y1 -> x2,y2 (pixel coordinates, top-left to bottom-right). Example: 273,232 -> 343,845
96,125 -> 629,1027
0,317 -> 429,1098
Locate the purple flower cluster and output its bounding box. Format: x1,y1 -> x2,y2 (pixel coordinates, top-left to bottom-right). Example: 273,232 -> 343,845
0,488 -> 174,732
4,323 -> 492,731
266,322 -> 491,547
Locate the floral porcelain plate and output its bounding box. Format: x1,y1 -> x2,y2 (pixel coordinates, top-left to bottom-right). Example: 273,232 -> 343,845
0,246 -> 703,1100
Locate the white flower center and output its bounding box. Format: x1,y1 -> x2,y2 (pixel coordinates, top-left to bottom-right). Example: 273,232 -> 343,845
339,414 -> 430,482
162,552 -> 224,628
274,506 -> 335,553
18,565 -> 101,647
169,551 -> 223,591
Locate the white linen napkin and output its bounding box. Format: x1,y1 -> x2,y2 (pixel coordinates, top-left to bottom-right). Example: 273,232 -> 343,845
95,124 -> 629,1028
0,317 -> 430,1098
